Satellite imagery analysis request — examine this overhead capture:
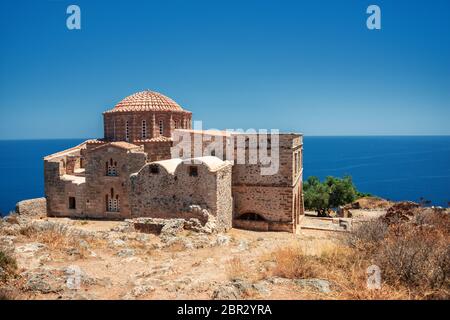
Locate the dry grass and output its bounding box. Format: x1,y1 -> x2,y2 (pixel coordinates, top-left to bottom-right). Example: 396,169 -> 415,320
263,209 -> 450,300
225,257 -> 246,280
19,225 -> 103,259
0,249 -> 17,281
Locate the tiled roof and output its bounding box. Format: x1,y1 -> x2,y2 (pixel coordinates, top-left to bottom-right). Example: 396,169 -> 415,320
91,141 -> 142,152
104,90 -> 189,113
134,136 -> 173,143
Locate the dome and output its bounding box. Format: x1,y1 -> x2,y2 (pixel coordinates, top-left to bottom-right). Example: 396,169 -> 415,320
104,90 -> 186,113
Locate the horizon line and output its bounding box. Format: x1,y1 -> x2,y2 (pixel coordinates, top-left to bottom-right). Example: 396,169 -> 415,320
1,134 -> 450,141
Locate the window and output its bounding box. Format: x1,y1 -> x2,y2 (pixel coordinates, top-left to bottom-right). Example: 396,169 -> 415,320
150,165 -> 159,174
159,120 -> 164,135
174,120 -> 179,129
294,153 -> 298,175
106,158 -> 118,176
141,120 -> 147,139
125,120 -> 130,141
68,197 -> 76,209
189,166 -> 198,177
210,149 -> 216,157
106,188 -> 120,212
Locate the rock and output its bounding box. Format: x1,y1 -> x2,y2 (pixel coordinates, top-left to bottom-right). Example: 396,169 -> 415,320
135,264 -> 173,277
23,269 -> 64,293
229,279 -> 252,294
215,234 -> 230,246
252,281 -> 270,296
160,219 -> 185,239
135,233 -> 150,242
265,276 -> 291,285
15,198 -> 47,217
212,279 -> 254,299
116,248 -> 135,257
78,239 -> 90,249
66,247 -> 82,257
16,242 -> 47,254
110,239 -> 126,247
64,265 -> 96,288
294,279 -> 331,293
123,284 -> 155,299
383,201 -> 421,225
212,283 -> 241,300
0,236 -> 16,250
231,239 -> 249,252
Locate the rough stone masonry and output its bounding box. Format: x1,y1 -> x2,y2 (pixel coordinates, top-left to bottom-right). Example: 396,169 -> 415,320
44,90 -> 304,232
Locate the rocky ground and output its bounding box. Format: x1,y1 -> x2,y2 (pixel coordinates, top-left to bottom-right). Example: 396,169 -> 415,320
1,197 -> 445,300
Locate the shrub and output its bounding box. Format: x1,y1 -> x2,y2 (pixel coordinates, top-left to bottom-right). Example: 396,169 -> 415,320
0,250 -> 17,281
376,223 -> 449,293
271,246 -> 319,279
347,219 -> 389,252
226,257 -> 246,280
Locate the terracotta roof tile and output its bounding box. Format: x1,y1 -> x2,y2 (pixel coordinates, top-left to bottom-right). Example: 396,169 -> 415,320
104,90 -> 190,114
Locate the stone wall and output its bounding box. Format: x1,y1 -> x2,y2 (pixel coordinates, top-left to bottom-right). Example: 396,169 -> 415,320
104,111 -> 192,142
44,145 -> 87,217
142,140 -> 173,162
83,144 -> 147,219
172,130 -> 304,232
130,157 -> 233,231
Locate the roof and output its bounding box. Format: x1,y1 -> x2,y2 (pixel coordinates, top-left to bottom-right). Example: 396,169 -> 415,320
91,141 -> 142,152
185,156 -> 229,171
174,129 -> 232,137
104,90 -> 190,114
152,158 -> 183,174
134,136 -> 173,143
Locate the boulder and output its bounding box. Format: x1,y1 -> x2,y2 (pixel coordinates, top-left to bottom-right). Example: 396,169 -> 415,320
294,278 -> 331,293
212,283 -> 241,300
15,198 -> 47,217
383,201 -> 421,225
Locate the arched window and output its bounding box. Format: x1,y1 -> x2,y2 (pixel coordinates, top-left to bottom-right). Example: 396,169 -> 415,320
106,158 -> 118,176
125,120 -> 130,141
106,188 -> 120,212
141,120 -> 147,139
159,120 -> 164,135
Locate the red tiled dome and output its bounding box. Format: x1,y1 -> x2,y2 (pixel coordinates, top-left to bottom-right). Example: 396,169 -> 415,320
104,90 -> 185,113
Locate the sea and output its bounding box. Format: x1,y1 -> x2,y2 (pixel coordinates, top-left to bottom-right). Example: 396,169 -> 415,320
0,136 -> 449,216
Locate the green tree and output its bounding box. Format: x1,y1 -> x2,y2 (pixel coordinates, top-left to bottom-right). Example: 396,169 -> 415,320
303,175 -> 367,216
326,175 -> 357,208
304,176 -> 330,216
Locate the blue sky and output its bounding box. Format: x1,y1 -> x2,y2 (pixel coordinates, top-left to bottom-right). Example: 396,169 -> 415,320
0,0 -> 449,139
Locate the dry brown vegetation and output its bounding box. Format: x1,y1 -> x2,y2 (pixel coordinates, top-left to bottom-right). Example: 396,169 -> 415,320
0,249 -> 17,281
265,207 -> 449,299
19,225 -> 103,259
225,257 -> 246,280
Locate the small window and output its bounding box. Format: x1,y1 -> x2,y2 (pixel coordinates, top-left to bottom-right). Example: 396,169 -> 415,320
141,120 -> 147,139
159,120 -> 164,135
69,197 -> 76,209
125,120 -> 130,141
189,166 -> 198,177
210,149 -> 216,157
150,165 -> 159,174
106,158 -> 118,176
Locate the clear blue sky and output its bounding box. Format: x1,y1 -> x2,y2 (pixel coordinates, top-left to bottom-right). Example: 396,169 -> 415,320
0,0 -> 449,139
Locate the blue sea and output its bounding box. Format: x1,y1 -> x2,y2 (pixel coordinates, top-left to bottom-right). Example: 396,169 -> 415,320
0,137 -> 449,216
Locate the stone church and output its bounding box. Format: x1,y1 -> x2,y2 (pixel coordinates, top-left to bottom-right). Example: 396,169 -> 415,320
44,90 -> 304,232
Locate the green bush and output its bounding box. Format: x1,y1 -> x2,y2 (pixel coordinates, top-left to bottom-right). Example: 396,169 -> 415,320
304,175 -> 369,215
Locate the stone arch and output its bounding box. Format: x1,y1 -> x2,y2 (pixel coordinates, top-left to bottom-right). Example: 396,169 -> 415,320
236,212 -> 266,221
